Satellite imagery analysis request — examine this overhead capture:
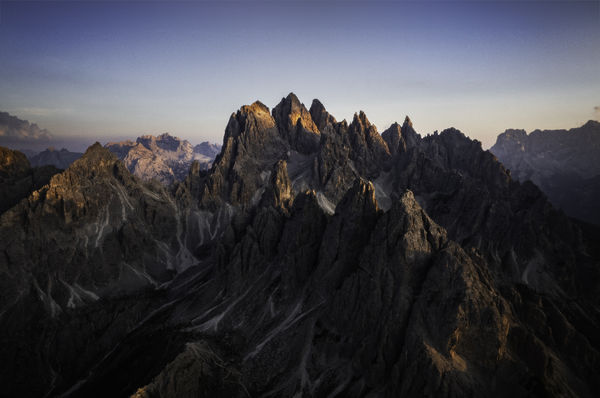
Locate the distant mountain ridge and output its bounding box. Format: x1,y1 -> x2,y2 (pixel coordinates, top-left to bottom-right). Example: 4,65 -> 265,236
0,111 -> 221,183
106,133 -> 221,185
28,147 -> 84,169
194,141 -> 221,158
490,120 -> 600,224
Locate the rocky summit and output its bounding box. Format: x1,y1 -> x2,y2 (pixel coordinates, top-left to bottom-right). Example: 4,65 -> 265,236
106,133 -> 221,186
0,94 -> 599,398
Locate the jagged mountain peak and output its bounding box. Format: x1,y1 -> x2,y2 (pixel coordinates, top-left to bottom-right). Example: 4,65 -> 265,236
56,142 -> 126,184
401,116 -> 420,143
383,122 -> 402,135
492,129 -> 529,155
422,127 -> 476,150
381,123 -> 404,155
382,119 -> 420,156
83,141 -> 113,159
272,92 -> 310,120
277,92 -> 302,108
272,93 -> 320,153
240,100 -> 270,115
346,110 -> 391,177
497,128 -> 528,140
581,119 -> 600,129
439,127 -> 467,140
225,102 -> 277,139
157,132 -> 177,140
309,98 -> 325,115
223,101 -> 277,143
309,98 -> 337,131
351,110 -> 373,130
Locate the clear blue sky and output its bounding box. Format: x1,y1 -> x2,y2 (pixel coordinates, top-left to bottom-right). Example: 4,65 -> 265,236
1,0 -> 599,149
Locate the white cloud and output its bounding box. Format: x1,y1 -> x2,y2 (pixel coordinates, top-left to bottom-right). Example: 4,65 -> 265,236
0,111 -> 52,142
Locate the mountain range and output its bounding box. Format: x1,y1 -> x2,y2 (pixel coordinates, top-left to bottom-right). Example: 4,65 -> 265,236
490,120 -> 600,225
0,93 -> 598,397
0,117 -> 221,184
105,133 -> 221,185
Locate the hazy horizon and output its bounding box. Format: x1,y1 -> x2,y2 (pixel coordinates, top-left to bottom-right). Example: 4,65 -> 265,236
1,0 -> 599,150
1,97 -> 600,154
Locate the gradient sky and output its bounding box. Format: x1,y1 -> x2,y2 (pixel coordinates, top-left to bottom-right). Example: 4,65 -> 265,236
0,0 -> 599,150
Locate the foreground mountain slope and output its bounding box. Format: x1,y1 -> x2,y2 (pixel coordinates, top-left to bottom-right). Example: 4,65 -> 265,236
106,133 -> 220,185
0,143 -> 208,396
0,94 -> 598,397
490,120 -> 600,225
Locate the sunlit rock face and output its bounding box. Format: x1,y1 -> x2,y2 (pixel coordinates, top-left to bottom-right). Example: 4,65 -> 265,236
106,133 -> 221,186
1,94 -> 599,398
491,120 -> 600,225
